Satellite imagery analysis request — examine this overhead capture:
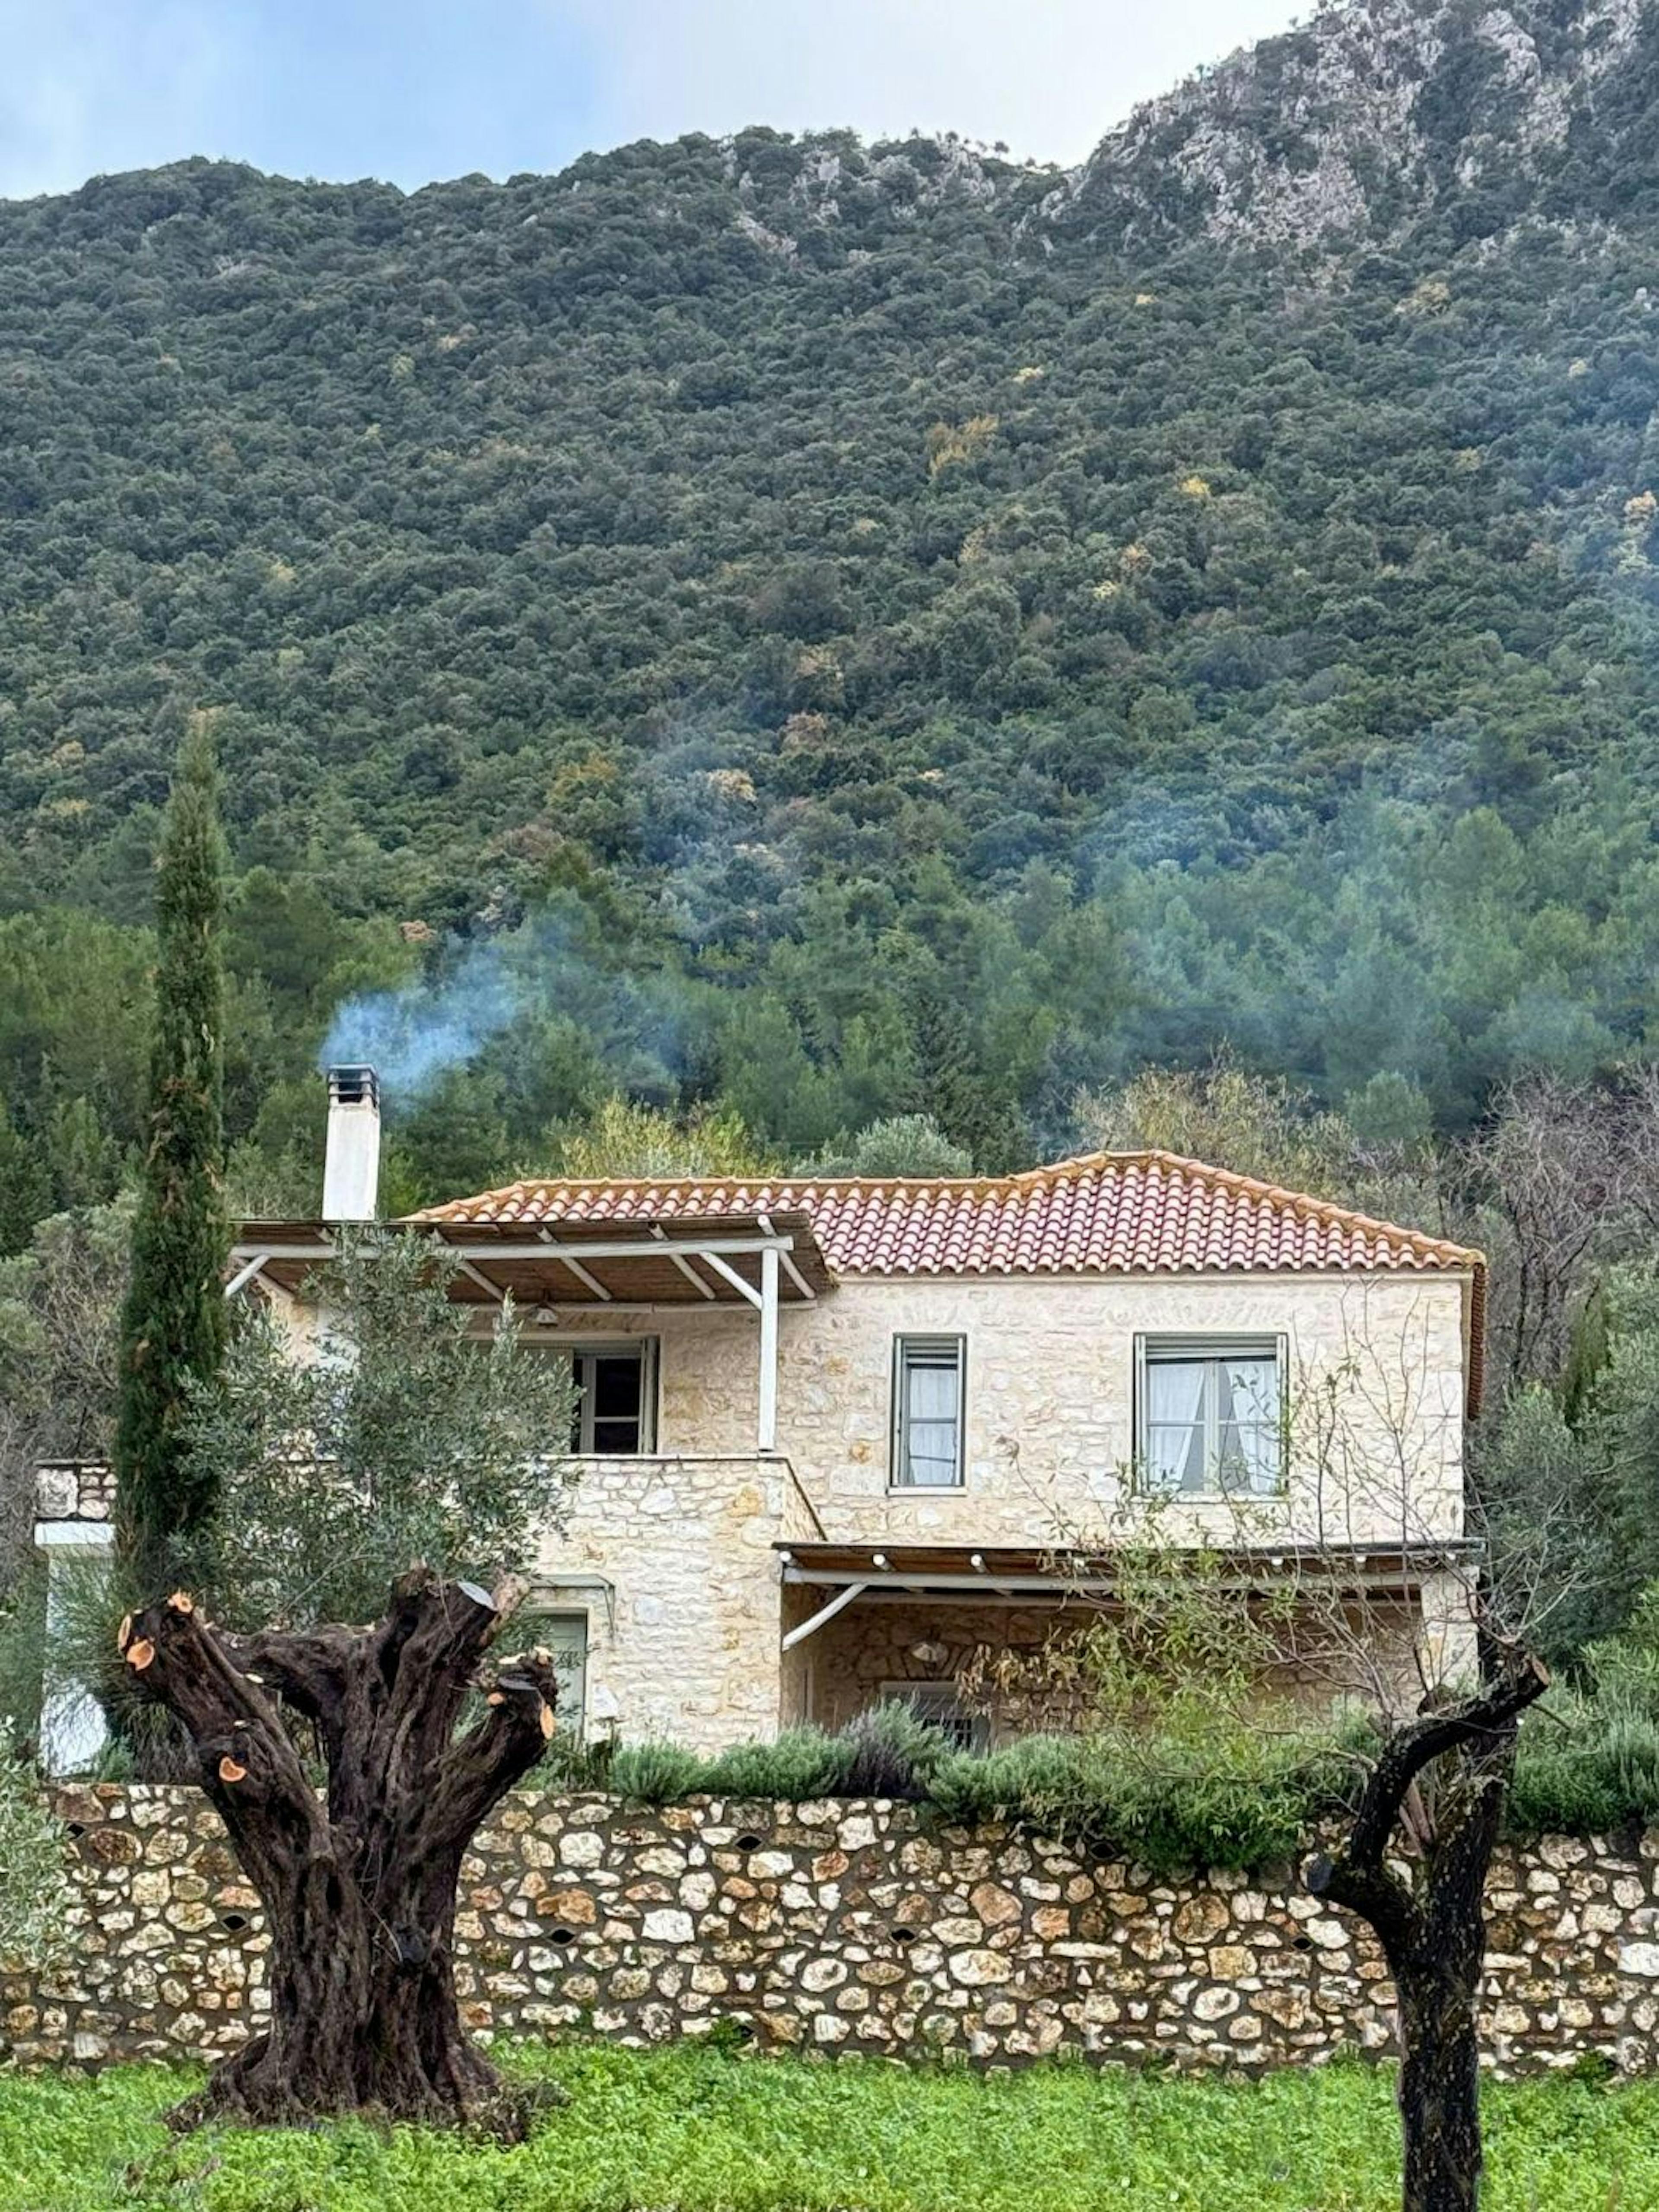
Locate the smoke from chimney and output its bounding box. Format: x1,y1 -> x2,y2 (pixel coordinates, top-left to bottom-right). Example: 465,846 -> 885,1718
323,1065 -> 381,1222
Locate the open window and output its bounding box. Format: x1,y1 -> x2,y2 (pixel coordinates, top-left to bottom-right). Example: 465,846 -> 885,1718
532,1339 -> 658,1455
890,1335 -> 966,1488
1135,1334 -> 1286,1496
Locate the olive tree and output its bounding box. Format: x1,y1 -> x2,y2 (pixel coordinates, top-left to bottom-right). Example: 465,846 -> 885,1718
112,1230 -> 579,2130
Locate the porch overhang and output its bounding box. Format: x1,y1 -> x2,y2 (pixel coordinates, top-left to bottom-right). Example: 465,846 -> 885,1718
230,1209 -> 831,1311
775,1537 -> 1481,1647
228,1211 -> 831,1457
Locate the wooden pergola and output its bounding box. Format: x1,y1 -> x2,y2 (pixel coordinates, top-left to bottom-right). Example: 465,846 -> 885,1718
226,1210 -> 834,1456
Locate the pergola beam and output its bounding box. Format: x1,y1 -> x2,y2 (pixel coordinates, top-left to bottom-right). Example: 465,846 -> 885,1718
651,1226 -> 718,1300
223,1254 -> 268,1301
759,1214 -> 816,1302
454,1256 -> 507,1305
229,1233 -> 799,1266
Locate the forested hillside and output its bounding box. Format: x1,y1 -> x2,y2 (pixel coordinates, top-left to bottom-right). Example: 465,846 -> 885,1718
5,0 -> 1659,1227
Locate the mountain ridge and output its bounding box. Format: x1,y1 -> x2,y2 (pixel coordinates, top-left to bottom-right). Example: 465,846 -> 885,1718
1055,0 -> 1653,251
1,0 -> 1658,1221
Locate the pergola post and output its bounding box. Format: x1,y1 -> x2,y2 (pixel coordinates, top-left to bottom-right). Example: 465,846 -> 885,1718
758,1243 -> 779,1454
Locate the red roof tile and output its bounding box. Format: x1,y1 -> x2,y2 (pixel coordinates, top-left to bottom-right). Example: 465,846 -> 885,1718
408,1151 -> 1484,1282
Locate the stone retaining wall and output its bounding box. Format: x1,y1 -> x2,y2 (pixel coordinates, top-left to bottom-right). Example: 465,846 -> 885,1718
6,1786 -> 1659,2075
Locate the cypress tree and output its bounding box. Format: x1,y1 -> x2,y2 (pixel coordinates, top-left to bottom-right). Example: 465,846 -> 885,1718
113,718 -> 231,1597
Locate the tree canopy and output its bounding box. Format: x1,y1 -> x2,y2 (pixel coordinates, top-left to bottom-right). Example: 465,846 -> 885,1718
3,62 -> 1659,1211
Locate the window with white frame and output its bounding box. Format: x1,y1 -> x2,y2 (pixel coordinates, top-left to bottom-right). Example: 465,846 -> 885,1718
891,1335 -> 966,1488
530,1340 -> 657,1455
1135,1334 -> 1286,1496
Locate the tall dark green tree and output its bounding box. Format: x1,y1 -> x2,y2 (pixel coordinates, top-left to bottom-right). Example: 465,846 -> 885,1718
113,719 -> 232,1598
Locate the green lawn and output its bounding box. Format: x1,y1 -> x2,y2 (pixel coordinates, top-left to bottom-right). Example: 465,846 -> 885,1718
0,2044 -> 1654,2212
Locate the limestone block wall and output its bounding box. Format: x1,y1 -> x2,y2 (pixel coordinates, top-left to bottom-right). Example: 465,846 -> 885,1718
7,1786 -> 1658,2080
536,1456 -> 797,1751
530,1272 -> 1470,1552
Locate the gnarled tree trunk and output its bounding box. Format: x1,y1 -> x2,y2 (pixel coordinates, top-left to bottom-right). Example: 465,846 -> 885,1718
1305,1653 -> 1549,2212
119,1567 -> 557,2132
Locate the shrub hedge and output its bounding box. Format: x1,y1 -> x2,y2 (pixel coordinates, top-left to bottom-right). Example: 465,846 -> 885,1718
545,1699 -> 1659,1874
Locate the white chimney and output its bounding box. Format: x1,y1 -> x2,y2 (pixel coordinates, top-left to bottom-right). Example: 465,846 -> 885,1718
322,1065 -> 381,1222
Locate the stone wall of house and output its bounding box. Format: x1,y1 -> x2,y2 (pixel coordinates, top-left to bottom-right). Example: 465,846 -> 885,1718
498,1271 -> 1472,1553
536,1456 -> 809,1751
7,1785 -> 1658,2079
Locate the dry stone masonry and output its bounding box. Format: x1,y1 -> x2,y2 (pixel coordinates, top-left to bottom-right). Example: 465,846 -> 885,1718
7,1787 -> 1659,2076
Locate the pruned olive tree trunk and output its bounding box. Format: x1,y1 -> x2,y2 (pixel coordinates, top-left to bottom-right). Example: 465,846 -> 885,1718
119,1567 -> 558,2133
1305,1653 -> 1549,2212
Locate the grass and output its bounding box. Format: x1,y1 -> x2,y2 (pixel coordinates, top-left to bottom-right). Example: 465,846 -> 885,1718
0,2044 -> 1656,2211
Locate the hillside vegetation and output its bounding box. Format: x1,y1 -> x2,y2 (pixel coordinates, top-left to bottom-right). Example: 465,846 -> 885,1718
5,0 -> 1659,1217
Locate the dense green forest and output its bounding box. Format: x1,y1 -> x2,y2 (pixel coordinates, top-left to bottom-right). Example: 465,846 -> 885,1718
5,0 -> 1659,1228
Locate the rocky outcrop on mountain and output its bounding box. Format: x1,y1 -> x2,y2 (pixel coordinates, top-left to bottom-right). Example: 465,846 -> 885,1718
1052,0 -> 1653,252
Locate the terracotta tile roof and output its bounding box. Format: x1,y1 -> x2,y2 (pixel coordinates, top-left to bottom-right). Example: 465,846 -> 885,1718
408,1150 -> 1484,1282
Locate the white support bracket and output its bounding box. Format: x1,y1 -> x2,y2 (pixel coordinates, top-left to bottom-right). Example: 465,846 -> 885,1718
698,1251 -> 762,1307
538,1230 -> 612,1301
759,1214 -> 816,1302
652,1225 -> 717,1300
781,1579 -> 868,1652
223,1254 -> 269,1301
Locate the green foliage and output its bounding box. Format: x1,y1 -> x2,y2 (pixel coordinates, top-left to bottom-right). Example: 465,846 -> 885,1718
837,1699 -> 957,1800
1508,1587 -> 1659,1836
0,1559 -> 47,1754
1077,1054 -> 1438,1227
1508,1699 -> 1659,1840
178,1232 -> 578,1628
0,1198 -> 131,1592
699,1726 -> 852,1800
928,1730 -> 1335,1873
571,1699 -> 1342,1875
8,110 -> 1659,1222
112,724 -> 232,1599
803,1115 -> 973,1178
606,1739 -> 709,1805
0,1758 -> 71,1969
1482,1268 -> 1659,1662
3,2043 -> 1659,2210
552,1096 -> 775,1179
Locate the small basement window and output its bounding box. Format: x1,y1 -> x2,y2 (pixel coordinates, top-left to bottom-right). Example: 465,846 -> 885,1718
880,1681 -> 985,1753
890,1336 -> 966,1488
1135,1334 -> 1286,1497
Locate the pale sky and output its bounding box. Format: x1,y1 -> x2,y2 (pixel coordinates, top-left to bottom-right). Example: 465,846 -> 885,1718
0,0 -> 1307,201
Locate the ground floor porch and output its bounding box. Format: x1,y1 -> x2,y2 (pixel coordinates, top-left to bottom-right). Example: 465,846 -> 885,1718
777,1540 -> 1480,1745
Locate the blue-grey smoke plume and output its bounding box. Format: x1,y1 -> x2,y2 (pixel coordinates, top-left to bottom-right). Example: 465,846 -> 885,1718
317,911 -> 692,1109
318,938 -> 526,1096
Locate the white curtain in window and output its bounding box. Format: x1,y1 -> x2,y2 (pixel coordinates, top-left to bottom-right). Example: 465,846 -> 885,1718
905,1358 -> 960,1486
1146,1359 -> 1207,1492
1219,1356 -> 1280,1494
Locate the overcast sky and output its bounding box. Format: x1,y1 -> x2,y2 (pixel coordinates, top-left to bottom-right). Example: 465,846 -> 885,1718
0,0 -> 1307,202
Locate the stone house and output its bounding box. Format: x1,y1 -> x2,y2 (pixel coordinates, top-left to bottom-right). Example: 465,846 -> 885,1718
35,1067 -> 1485,1764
